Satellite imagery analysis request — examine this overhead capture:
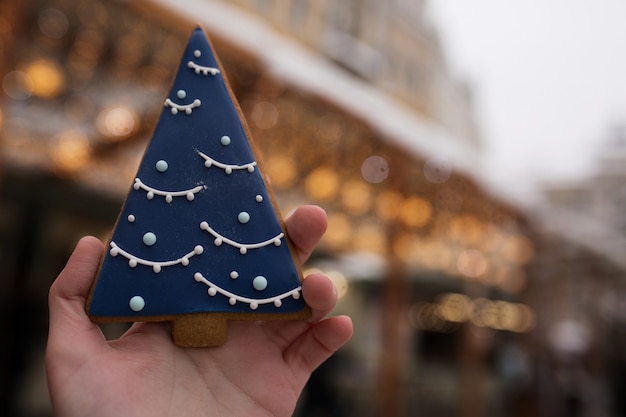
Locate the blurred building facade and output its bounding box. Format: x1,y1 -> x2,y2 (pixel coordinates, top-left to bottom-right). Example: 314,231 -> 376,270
0,1 -> 624,417
222,0 -> 480,148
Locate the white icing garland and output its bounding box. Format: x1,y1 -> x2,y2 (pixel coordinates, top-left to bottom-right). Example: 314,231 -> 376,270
197,150 -> 257,174
199,221 -> 283,254
133,178 -> 206,203
164,98 -> 202,115
193,272 -> 301,310
187,60 -> 220,76
110,242 -> 204,273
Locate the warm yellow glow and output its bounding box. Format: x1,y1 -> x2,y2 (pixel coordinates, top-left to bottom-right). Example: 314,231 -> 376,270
50,130 -> 91,175
323,213 -> 352,248
265,155 -> 297,189
448,214 -> 485,245
392,232 -> 420,265
457,248 -> 488,279
341,179 -> 371,215
412,293 -> 536,333
354,222 -> 386,254
400,195 -> 432,228
251,101 -> 279,129
502,234 -> 535,265
375,190 -> 403,221
436,293 -> 470,323
305,167 -> 339,201
24,59 -> 66,98
96,107 -> 137,140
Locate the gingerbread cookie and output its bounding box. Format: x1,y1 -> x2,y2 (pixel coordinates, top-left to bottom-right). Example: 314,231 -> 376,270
86,27 -> 309,347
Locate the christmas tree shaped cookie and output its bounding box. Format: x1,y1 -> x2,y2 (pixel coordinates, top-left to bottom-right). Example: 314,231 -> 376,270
86,27 -> 309,347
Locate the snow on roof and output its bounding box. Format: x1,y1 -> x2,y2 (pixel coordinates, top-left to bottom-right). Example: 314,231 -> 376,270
153,0 -> 485,184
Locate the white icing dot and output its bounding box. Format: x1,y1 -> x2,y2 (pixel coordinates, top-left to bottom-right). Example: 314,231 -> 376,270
240,247 -> 247,254
250,302 -> 259,310
208,287 -> 217,296
194,272 -> 203,282
177,90 -> 186,99
133,182 -> 141,190
273,238 -> 281,246
229,297 -> 237,305
143,232 -> 157,246
204,160 -> 213,168
238,211 -> 250,224
147,191 -> 154,200
214,238 -> 223,246
186,192 -> 195,201
225,167 -> 233,174
247,166 -> 255,173
200,221 -> 208,230
292,290 -> 301,300
165,195 -> 173,204
127,214 -> 135,223
253,276 -> 268,291
194,245 -> 204,254
255,195 -> 263,203
181,258 -> 189,266
156,159 -> 169,172
129,296 -> 145,312
220,135 -> 231,146
129,259 -> 137,268
110,247 -> 119,256
185,108 -> 192,115
194,99 -> 201,106
194,49 -> 201,58
230,271 -> 239,279
274,299 -> 282,307
171,108 -> 178,115
153,265 -> 161,273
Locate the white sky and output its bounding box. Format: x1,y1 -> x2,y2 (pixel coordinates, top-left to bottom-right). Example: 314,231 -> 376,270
426,1 -> 626,193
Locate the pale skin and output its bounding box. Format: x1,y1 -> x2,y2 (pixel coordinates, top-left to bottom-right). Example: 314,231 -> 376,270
46,205 -> 353,417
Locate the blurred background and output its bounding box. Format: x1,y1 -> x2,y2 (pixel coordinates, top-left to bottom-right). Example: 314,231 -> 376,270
1,0 -> 625,416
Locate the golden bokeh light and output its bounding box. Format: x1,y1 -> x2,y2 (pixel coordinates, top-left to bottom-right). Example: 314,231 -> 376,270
400,195 -> 432,228
264,155 -> 297,189
24,59 -> 67,98
50,130 -> 91,175
502,234 -> 535,266
96,106 -> 137,140
354,221 -> 386,254
448,214 -> 485,245
251,101 -> 279,129
457,248 -> 488,279
305,167 -> 339,201
412,294 -> 536,333
324,212 -> 352,248
375,190 -> 403,221
341,179 -> 371,215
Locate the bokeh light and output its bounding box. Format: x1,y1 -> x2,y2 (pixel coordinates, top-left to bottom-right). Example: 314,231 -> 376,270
38,8 -> 69,39
361,155 -> 389,183
424,156 -> 452,183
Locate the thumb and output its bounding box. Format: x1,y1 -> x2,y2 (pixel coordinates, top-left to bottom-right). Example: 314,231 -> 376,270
47,236 -> 107,362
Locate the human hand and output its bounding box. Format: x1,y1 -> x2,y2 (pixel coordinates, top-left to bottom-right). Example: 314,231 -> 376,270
46,205 -> 353,417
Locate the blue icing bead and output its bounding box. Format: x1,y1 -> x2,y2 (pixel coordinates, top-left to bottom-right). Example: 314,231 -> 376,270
129,296 -> 145,312
143,232 -> 157,246
253,276 -> 268,291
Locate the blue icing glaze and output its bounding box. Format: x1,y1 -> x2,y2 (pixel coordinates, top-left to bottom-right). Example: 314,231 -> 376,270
88,27 -> 304,318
